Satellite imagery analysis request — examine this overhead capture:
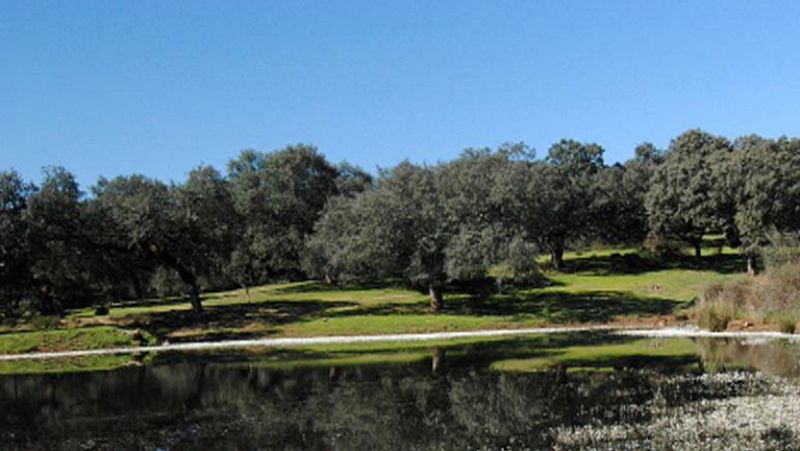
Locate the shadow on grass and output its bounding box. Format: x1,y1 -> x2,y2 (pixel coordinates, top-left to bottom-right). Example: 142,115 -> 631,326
312,289 -> 681,324
269,280 -> 404,294
563,252 -> 745,276
130,300 -> 356,342
457,291 -> 680,322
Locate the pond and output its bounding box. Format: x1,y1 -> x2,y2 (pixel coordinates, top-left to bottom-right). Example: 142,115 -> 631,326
2,332 -> 800,450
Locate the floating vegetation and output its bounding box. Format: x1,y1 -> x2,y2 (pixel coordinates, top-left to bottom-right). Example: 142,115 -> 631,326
552,372 -> 800,450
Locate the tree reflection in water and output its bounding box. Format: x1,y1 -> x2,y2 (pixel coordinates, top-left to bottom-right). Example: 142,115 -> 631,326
0,337 -> 799,450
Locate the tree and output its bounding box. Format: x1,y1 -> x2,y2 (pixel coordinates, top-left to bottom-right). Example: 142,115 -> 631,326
731,136 -> 800,273
0,170 -> 35,314
645,129 -> 734,258
309,149 -> 536,311
493,162 -> 572,270
91,168 -> 234,315
316,161 -> 450,310
491,139 -> 602,271
334,162 -> 373,197
439,145 -> 536,280
227,145 -> 340,286
592,143 -> 664,245
24,167 -> 97,313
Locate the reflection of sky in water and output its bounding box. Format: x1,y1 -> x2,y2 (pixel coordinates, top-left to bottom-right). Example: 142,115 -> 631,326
1,333 -> 799,450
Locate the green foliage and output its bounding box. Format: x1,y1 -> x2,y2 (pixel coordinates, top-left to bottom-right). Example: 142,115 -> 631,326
592,143 -> 664,245
307,147 -> 540,307
10,127 -> 800,322
0,170 -> 36,315
733,137 -> 800,256
646,129 -> 734,256
760,232 -> 800,269
227,145 -> 342,284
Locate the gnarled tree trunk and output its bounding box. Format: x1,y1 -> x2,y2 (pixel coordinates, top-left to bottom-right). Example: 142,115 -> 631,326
155,249 -> 203,315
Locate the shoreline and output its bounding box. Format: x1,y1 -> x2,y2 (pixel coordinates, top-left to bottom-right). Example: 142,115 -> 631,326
2,324 -> 798,362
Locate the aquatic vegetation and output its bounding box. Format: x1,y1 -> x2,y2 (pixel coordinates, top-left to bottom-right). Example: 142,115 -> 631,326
552,372 -> 800,450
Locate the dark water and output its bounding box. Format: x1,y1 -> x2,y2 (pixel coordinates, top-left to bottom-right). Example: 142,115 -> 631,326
2,334 -> 800,451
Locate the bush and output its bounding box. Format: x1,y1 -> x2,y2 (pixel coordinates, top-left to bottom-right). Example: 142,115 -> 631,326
777,316 -> 797,334
761,232 -> 800,269
643,232 -> 685,258
695,280 -> 753,331
697,258 -> 800,331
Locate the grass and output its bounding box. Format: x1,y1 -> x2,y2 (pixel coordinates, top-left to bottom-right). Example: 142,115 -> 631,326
0,326 -> 156,375
696,261 -> 800,332
0,326 -> 155,354
0,243 -> 748,374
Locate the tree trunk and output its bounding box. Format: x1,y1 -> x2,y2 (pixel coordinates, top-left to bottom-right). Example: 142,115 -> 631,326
747,255 -> 756,277
429,285 -> 444,312
155,250 -> 204,315
188,282 -> 203,315
129,271 -> 144,300
693,241 -> 702,259
550,244 -> 565,271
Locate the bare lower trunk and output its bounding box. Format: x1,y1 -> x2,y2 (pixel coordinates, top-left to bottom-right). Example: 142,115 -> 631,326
189,282 -> 203,315
694,241 -> 702,259
747,255 -> 755,277
129,272 -> 144,300
429,285 -> 443,312
550,245 -> 565,271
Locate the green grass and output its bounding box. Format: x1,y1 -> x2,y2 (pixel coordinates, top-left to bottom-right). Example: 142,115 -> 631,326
0,326 -> 156,375
0,244 -> 748,367
0,326 -> 154,354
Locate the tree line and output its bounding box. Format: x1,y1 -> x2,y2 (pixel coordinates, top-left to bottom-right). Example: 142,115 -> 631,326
2,129 -> 800,316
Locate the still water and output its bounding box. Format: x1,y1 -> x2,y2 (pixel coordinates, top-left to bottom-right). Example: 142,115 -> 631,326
2,333 -> 800,450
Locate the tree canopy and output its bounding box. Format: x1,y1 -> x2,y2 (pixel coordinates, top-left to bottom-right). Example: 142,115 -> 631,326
4,128 -> 800,317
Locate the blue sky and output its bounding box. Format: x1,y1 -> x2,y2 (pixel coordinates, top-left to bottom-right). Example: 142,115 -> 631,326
3,0 -> 800,187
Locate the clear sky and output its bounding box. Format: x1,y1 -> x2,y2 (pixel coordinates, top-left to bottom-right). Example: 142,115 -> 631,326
3,0 -> 800,187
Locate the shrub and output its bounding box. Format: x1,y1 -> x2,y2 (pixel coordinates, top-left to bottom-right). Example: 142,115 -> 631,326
777,317 -> 797,334
643,232 -> 685,258
761,232 -> 800,270
697,257 -> 800,331
695,280 -> 754,331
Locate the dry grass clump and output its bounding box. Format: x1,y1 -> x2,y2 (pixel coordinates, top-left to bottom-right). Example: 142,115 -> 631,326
696,263 -> 800,332
696,280 -> 755,331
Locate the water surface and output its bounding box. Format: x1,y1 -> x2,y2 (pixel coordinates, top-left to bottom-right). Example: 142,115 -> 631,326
2,333 -> 799,450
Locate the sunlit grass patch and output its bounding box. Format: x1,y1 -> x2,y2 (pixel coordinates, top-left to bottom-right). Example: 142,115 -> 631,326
0,326 -> 155,354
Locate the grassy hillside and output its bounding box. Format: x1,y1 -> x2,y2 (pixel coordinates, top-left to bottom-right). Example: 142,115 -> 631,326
0,245 -> 745,355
